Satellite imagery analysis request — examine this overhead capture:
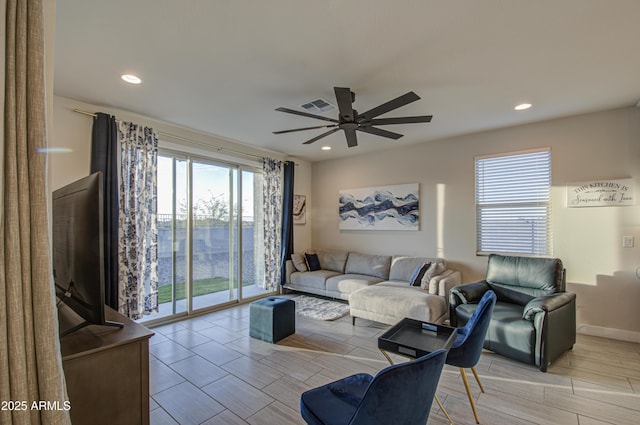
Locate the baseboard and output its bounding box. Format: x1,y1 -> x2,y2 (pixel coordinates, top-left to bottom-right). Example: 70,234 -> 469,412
577,324 -> 640,343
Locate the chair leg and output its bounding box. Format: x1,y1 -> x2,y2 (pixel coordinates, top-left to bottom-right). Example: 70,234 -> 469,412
460,368 -> 481,424
434,394 -> 454,425
471,367 -> 485,393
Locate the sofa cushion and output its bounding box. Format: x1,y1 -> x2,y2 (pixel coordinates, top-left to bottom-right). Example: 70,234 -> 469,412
291,253 -> 308,272
419,262 -> 446,290
290,270 -> 341,290
486,254 -> 565,295
488,283 -> 535,306
410,262 -> 431,286
426,269 -> 453,295
345,252 -> 392,280
317,250 -> 349,273
349,281 -> 448,325
305,253 -> 321,271
389,256 -> 446,282
455,301 -> 535,365
326,274 -> 385,296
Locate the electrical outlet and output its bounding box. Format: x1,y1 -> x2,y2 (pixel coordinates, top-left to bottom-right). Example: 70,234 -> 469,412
622,236 -> 634,248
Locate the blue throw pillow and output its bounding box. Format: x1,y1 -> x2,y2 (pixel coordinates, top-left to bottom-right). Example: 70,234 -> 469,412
409,262 -> 431,286
305,253 -> 321,271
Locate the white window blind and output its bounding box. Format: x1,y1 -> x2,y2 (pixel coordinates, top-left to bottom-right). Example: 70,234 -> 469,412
475,149 -> 551,256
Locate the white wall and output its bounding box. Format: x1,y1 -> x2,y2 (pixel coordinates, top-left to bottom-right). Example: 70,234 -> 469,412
50,97 -> 94,190
311,106 -> 640,340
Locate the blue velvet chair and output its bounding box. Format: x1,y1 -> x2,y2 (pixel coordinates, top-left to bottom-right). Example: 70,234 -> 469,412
446,290 -> 496,424
300,349 -> 447,425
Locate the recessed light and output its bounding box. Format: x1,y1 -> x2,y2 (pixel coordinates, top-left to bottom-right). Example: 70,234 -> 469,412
514,103 -> 532,111
121,74 -> 142,84
321,146 -> 331,151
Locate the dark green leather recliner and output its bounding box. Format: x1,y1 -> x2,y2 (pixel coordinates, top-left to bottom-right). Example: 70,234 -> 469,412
450,254 -> 576,372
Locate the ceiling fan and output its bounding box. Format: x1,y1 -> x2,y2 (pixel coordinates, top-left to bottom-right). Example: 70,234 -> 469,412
273,87 -> 432,148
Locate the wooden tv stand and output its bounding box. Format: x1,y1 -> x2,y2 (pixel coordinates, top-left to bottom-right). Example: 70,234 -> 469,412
58,304 -> 154,425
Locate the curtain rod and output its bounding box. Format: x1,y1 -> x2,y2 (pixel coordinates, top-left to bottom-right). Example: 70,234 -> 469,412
73,108 -> 296,165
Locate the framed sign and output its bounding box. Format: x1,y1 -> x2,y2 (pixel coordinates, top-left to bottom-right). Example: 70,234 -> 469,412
567,178 -> 635,207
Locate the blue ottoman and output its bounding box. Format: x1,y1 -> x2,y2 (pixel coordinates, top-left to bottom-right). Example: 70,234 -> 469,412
249,297 -> 295,343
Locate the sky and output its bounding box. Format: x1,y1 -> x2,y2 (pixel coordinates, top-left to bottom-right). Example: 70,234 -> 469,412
157,156 -> 256,221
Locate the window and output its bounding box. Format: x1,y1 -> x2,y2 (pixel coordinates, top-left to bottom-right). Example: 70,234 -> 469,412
145,150 -> 270,322
475,148 -> 551,256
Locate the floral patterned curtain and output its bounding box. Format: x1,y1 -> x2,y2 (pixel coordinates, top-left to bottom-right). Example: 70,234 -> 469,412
262,158 -> 284,290
118,122 -> 159,319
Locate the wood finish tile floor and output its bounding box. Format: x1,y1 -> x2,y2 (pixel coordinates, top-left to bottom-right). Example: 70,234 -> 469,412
148,303 -> 640,425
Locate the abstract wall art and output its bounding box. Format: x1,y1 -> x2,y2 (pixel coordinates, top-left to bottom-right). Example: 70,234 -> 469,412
293,194 -> 306,224
338,183 -> 419,231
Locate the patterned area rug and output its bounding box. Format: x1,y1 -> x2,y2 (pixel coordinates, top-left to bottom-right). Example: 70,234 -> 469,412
293,295 -> 350,321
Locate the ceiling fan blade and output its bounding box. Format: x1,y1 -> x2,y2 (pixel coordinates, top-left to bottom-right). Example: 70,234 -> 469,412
334,87 -> 355,121
303,128 -> 340,144
357,126 -> 403,140
273,124 -> 337,134
275,107 -> 339,123
344,128 -> 358,147
359,91 -> 421,120
367,115 -> 433,126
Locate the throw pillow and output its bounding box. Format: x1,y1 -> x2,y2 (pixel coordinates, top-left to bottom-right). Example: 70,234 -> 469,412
420,262 -> 446,289
409,262 -> 431,286
305,252 -> 321,271
291,253 -> 308,272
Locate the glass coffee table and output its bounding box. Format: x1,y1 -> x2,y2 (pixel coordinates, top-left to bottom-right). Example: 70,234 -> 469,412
378,318 -> 457,424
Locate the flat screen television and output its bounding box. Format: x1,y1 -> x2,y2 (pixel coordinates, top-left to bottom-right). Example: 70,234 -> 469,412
52,171 -> 122,336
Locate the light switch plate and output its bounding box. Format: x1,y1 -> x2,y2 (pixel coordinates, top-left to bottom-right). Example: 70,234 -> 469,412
622,236 -> 634,248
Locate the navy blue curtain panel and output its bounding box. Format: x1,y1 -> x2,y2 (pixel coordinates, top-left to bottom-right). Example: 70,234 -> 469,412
90,112 -> 119,309
280,161 -> 295,284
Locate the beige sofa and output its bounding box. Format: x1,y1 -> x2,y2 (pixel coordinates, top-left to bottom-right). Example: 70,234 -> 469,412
284,250 -> 461,325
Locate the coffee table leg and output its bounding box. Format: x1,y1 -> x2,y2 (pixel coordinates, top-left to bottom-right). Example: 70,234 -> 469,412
379,349 -> 454,425
380,349 -> 394,365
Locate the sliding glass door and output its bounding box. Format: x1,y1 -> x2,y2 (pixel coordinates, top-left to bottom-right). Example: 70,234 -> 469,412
147,151 -> 270,322
157,156 -> 188,316
240,169 -> 266,299
191,160 -> 238,310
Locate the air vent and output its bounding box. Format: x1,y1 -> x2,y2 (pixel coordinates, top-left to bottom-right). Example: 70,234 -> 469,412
300,98 -> 335,114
